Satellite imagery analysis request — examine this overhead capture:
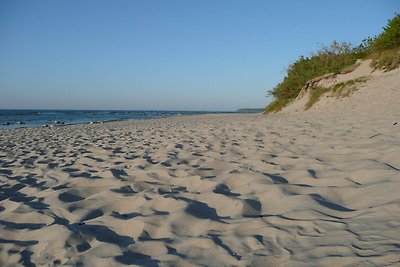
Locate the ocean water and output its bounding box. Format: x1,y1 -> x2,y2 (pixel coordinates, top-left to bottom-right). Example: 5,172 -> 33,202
0,110 -> 230,129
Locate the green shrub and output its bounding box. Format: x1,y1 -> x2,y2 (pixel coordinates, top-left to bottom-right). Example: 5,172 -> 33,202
264,98 -> 291,113
265,41 -> 361,112
372,14 -> 400,51
368,14 -> 400,71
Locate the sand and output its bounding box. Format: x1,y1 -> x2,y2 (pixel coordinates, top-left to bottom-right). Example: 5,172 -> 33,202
0,111 -> 399,266
1,66 -> 400,266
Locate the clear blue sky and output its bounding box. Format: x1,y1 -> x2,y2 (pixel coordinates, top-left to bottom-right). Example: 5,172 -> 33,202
0,0 -> 398,111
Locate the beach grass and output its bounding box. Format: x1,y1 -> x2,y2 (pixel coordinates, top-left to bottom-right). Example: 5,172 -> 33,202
304,77 -> 369,110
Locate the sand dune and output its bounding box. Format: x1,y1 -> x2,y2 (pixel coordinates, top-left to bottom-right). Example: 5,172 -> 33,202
1,106 -> 399,266
281,59 -> 400,115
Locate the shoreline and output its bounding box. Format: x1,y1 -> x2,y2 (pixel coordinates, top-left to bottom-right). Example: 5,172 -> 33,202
0,111 -> 238,131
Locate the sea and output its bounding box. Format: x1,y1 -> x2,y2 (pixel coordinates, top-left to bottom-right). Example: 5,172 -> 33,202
0,110 -> 233,129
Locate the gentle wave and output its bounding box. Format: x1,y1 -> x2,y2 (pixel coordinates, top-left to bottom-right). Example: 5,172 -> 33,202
0,110 -> 233,129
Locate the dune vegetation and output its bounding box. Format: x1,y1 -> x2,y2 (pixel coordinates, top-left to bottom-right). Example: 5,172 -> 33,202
265,14 -> 400,113
304,77 -> 369,110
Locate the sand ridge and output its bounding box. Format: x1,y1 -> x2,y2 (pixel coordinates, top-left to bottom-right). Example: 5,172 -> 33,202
0,111 -> 399,266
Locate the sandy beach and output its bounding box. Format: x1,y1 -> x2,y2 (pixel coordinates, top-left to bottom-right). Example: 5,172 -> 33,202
2,2 -> 399,266
1,106 -> 399,266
